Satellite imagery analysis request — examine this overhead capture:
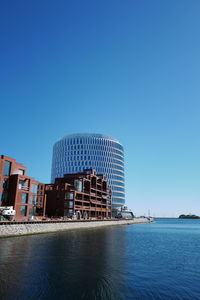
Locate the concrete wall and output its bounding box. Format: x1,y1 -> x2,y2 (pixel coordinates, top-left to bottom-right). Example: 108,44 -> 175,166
0,218 -> 150,238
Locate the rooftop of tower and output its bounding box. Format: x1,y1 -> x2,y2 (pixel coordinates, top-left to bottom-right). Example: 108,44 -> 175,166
59,133 -> 121,144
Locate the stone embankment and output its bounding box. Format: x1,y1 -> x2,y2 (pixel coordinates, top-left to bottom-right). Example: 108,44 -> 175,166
0,218 -> 151,238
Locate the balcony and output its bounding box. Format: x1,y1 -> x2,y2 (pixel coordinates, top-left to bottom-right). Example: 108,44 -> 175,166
45,185 -> 54,191
19,185 -> 29,191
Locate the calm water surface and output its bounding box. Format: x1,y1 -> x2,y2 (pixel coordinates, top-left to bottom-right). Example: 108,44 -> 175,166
0,218 -> 200,300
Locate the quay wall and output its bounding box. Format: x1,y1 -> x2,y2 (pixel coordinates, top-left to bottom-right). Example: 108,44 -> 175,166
0,218 -> 150,238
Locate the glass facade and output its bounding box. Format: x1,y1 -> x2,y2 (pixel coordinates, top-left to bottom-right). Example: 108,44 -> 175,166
51,133 -> 125,209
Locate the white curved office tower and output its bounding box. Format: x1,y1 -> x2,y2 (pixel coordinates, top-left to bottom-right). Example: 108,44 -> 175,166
51,133 -> 125,209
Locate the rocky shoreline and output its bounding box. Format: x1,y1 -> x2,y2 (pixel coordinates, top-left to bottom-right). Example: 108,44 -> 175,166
0,218 -> 151,238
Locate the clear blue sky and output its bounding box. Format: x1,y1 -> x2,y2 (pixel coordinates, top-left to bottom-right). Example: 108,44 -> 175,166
1,0 -> 200,217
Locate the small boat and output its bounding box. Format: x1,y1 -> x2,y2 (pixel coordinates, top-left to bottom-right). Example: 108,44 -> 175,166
115,206 -> 134,219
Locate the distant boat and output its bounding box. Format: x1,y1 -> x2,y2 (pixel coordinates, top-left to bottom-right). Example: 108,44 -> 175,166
147,209 -> 154,222
147,217 -> 154,222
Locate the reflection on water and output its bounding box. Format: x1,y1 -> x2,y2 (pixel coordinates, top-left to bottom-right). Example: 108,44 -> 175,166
0,227 -> 125,300
1,219 -> 200,299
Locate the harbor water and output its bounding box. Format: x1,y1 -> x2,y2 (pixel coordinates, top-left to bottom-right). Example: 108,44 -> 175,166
0,218 -> 200,299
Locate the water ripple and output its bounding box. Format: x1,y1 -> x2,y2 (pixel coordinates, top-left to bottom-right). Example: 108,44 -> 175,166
0,219 -> 200,299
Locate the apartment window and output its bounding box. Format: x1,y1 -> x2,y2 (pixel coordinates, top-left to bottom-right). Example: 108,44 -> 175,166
18,169 -> 25,175
68,201 -> 74,208
74,179 -> 83,192
1,191 -> 8,203
19,180 -> 25,190
3,161 -> 11,176
64,201 -> 74,209
65,192 -> 74,200
29,206 -> 36,216
30,195 -> 37,205
20,206 -> 27,216
21,193 -> 28,203
69,192 -> 74,200
31,184 -> 38,194
2,178 -> 9,189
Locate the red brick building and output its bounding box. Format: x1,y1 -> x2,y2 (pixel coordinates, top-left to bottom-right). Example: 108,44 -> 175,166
0,156 -> 112,220
0,155 -> 45,220
45,169 -> 112,219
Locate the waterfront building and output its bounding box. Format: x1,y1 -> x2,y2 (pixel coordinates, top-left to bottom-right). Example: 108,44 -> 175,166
0,155 -> 45,219
51,133 -> 125,210
45,169 -> 112,219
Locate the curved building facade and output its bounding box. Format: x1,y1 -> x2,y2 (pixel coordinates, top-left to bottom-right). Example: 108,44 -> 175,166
51,133 -> 125,209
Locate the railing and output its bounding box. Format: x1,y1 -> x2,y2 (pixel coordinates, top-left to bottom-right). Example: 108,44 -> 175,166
45,185 -> 54,191
19,186 -> 29,191
74,205 -> 90,210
